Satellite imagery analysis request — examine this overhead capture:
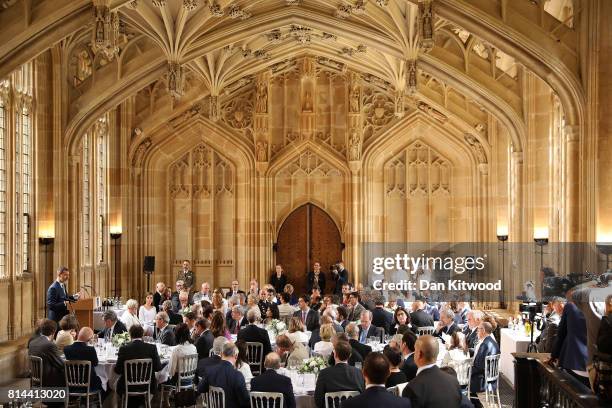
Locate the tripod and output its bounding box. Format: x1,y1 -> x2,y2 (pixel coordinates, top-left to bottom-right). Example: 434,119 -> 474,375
525,309 -> 539,353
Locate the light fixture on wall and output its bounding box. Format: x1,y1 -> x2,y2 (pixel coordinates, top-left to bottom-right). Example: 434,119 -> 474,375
596,232 -> 612,271
534,227 -> 549,271
496,224 -> 508,309
110,226 -> 122,297
39,230 -> 55,318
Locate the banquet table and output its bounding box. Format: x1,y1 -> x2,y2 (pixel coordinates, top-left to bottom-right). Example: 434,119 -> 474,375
499,327 -> 539,386
247,369 -> 317,408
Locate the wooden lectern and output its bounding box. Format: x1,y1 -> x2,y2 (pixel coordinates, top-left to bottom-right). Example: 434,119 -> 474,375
72,298 -> 95,328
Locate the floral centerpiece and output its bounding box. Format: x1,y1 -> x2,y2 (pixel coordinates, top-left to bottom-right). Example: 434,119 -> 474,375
180,305 -> 192,316
111,332 -> 130,347
265,319 -> 287,337
297,356 -> 327,374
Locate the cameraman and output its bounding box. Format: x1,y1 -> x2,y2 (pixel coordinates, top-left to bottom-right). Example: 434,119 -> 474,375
537,297 -> 564,353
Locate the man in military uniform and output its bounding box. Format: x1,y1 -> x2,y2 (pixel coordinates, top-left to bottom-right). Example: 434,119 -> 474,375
177,260 -> 194,290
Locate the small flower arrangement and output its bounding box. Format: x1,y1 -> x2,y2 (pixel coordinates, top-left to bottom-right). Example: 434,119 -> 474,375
180,306 -> 192,316
265,319 -> 287,336
111,332 -> 130,347
297,356 -> 327,374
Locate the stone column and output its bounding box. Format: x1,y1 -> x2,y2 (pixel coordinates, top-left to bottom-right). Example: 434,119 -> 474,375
509,150 -> 524,310
347,72 -> 362,281
564,124 -> 581,273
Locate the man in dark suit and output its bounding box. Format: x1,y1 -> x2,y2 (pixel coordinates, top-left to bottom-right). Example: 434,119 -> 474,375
337,306 -> 350,330
357,310 -> 380,343
402,335 -> 463,408
341,352 -> 408,408
171,280 -> 186,312
64,327 -> 105,398
371,300 -> 394,334
463,310 -> 482,353
194,318 -> 215,360
332,261 -> 349,295
347,292 -> 365,322
327,333 -> 363,367
237,308 -> 272,363
314,341 -> 365,408
228,305 -> 248,335
435,308 -> 460,340
153,282 -> 167,311
307,262 -> 326,294
161,300 -> 182,325
400,330 -> 418,381
345,323 -> 372,360
259,289 -> 280,320
196,337 -> 226,388
154,311 -> 176,346
470,322 -> 501,395
28,319 -> 65,388
292,295 -> 320,331
251,352 -> 296,408
46,266 -> 79,323
114,325 -> 162,400
226,280 -> 245,300
269,264 -> 288,295
409,300 -> 434,330
548,300 -> 589,387
98,310 -> 127,340
198,342 -> 250,408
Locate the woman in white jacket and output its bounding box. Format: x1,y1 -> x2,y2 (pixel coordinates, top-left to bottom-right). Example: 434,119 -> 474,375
120,299 -> 141,330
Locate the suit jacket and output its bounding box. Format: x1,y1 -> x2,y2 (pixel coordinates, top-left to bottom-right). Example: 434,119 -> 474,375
269,274 -> 288,295
293,309 -> 320,331
153,291 -> 166,312
435,322 -> 460,340
155,324 -> 176,346
28,336 -> 65,387
226,290 -> 246,300
114,339 -> 162,394
168,310 -> 183,326
237,324 -> 272,361
228,317 -> 249,335
308,328 -> 321,349
250,369 -> 296,408
307,271 -> 326,294
597,315 -> 612,355
403,365 -> 462,408
341,386 -> 408,408
385,371 -> 408,388
552,302 -> 588,371
347,303 -> 365,322
409,310 -> 434,330
425,303 -> 440,321
195,329 -> 215,360
99,320 -> 127,340
327,347 -> 363,367
463,327 -> 479,353
63,341 -> 103,391
196,355 -> 223,389
455,308 -> 469,325
372,308 -> 394,334
332,269 -> 349,295
314,363 -> 365,408
470,336 -> 500,393
46,281 -> 76,323
199,360 -> 250,408
348,339 -> 371,360
400,353 -> 417,381
357,324 -> 380,343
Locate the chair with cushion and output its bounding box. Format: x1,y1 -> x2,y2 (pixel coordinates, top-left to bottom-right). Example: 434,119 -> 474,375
122,358 -> 153,408
250,391 -> 284,408
246,342 -> 264,376
64,360 -> 102,408
324,390 -> 360,408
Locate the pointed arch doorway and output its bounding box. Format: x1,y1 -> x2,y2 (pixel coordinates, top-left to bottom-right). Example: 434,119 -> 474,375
275,203 -> 343,296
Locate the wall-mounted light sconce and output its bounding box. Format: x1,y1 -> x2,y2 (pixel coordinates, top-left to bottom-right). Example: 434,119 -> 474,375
496,224 -> 508,309
534,227 -> 549,271
110,226 -> 122,296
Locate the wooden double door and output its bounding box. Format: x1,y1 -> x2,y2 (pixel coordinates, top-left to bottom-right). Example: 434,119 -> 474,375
276,204 -> 343,296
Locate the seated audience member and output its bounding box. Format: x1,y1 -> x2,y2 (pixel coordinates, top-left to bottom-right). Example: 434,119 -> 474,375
327,333 -> 363,367
139,292 -> 158,328
597,294 -> 612,354
462,310 -> 483,354
28,319 -> 65,388
358,310 -> 379,343
178,290 -> 192,312
193,282 -> 212,304
383,345 -> 408,387
226,280 -> 243,300
276,334 -> 309,367
341,352 -> 408,408
313,323 -> 335,358
400,330 -> 418,381
120,299 -> 142,330
196,336 -> 227,389
322,307 -> 344,334
481,315 -> 498,343
154,311 -> 177,346
153,282 -> 167,311
251,352 -> 296,408
390,307 -> 410,335
347,292 -> 365,322
162,299 -> 183,325
262,289 -> 280,321
228,305 -> 248,335
337,305 -> 350,330
402,335 -> 463,407
309,315 -> 334,348
115,325 -> 162,401
284,284 -> 298,305
372,299 -> 394,334
409,300 -> 435,330
211,310 -> 232,340
470,322 -> 501,396
435,308 -> 460,338
183,311 -> 197,337
314,340 -> 365,408
443,331 -> 470,366
424,300 -> 441,321
440,366 -> 475,408
453,302 -> 470,325
167,323 -> 197,385
99,310 -> 127,341
64,327 -> 106,399
194,318 -> 214,359
293,295 -> 320,331
171,280 -> 186,312
55,314 -> 79,352
234,340 -> 253,383
278,292 -> 297,318
286,317 -> 309,344
237,308 -> 273,362
199,342 -> 250,408
346,323 -> 372,360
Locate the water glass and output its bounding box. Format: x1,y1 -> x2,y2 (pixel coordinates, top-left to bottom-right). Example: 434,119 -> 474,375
355,362 -> 362,371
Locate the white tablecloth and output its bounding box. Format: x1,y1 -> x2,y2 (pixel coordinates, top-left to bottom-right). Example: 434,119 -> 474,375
500,328 -> 538,386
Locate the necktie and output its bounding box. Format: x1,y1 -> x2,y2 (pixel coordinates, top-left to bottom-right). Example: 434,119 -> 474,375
235,321 -> 239,334
360,328 -> 367,343
302,311 -> 306,323
62,283 -> 67,298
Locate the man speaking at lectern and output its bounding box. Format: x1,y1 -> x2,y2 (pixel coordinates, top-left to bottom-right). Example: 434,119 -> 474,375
47,266 -> 80,323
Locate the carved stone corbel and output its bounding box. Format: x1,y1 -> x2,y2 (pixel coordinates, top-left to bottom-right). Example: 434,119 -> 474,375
418,0 -> 435,53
